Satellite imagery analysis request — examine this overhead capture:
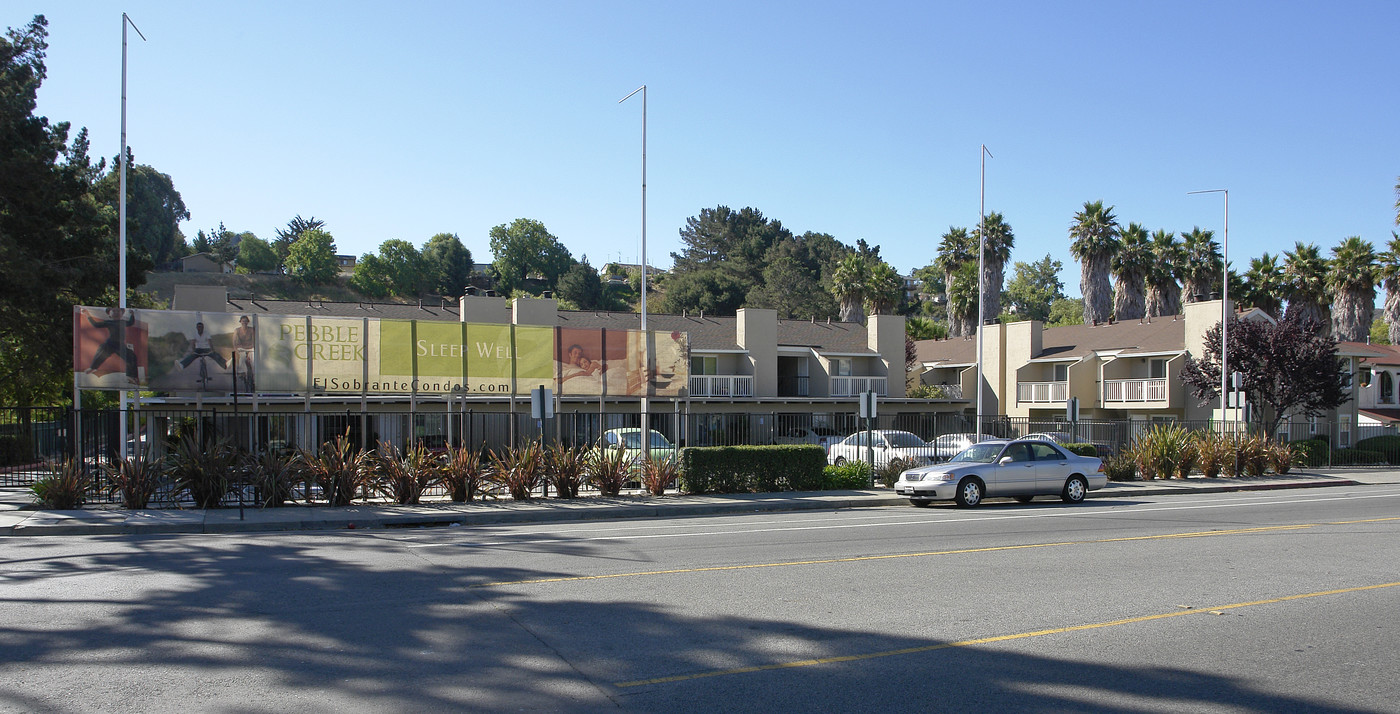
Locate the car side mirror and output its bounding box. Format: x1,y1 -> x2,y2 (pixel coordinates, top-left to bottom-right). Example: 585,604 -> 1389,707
999,456 -> 1014,465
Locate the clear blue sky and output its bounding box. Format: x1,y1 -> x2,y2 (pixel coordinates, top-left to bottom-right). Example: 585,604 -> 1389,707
22,1 -> 1400,300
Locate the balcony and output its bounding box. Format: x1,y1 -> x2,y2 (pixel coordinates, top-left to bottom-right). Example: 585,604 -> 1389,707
1018,380 -> 1069,403
777,376 -> 810,397
689,375 -> 754,398
1103,378 -> 1167,403
831,376 -> 888,397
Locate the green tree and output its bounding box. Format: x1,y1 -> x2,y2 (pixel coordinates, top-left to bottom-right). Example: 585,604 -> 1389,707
830,254 -> 868,323
235,234 -> 278,273
1242,253 -> 1286,319
1371,317 -> 1390,345
973,212 -> 1014,324
660,269 -> 747,316
273,215 -> 323,272
935,227 -> 975,336
1328,236 -> 1377,342
1178,227 -> 1222,302
671,205 -> 792,289
556,261 -> 605,310
1046,298 -> 1085,327
0,16 -> 121,404
349,254 -> 394,298
1111,222 -> 1151,320
906,316 -> 947,340
1069,200 -> 1120,325
93,152 -> 189,266
285,228 -> 338,285
488,218 -> 573,295
378,239 -> 425,295
1146,230 -> 1182,317
421,232 -> 473,296
864,260 -> 903,315
1004,255 -> 1064,322
747,254 -> 833,319
1283,242 -> 1330,328
1377,233 -> 1400,344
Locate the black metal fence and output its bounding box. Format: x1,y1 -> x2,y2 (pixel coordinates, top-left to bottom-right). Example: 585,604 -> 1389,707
4,405 -> 1397,503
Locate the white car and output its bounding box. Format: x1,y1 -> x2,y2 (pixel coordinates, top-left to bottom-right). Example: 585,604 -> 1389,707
826,430 -> 937,470
930,432 -> 993,461
774,426 -> 846,449
894,438 -> 1106,508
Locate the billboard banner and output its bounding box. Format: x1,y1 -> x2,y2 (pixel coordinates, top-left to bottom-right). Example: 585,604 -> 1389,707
73,307 -> 689,397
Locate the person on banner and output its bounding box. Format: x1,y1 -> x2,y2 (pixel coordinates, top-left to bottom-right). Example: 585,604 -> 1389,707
233,315 -> 256,390
560,344 -> 605,384
82,307 -> 139,382
176,320 -> 228,372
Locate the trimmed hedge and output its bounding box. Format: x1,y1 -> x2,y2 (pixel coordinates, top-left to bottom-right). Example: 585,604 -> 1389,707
1354,435 -> 1400,465
1063,443 -> 1098,457
823,461 -> 873,490
679,445 -> 826,494
1331,448 -> 1385,466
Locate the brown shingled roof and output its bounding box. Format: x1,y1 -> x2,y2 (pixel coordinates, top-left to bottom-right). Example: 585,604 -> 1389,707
914,318 -> 1189,364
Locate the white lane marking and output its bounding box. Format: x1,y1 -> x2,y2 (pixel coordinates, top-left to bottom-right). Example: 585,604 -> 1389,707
402,490 -> 1400,549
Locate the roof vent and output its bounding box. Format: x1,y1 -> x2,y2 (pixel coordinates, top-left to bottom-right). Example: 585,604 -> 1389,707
466,286 -> 477,296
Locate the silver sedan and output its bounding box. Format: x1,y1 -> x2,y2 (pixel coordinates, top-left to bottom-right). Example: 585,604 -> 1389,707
893,439 -> 1106,508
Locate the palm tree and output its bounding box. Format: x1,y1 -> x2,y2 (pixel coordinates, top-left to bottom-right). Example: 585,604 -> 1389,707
864,260 -> 904,315
1178,227 -> 1222,302
1068,200 -> 1120,324
946,262 -> 980,337
973,212 -> 1014,326
1329,236 -> 1378,342
1242,253 -> 1287,319
1145,230 -> 1182,317
1378,234 -> 1400,344
935,227 -> 975,335
1283,242 -> 1331,328
830,254 -> 868,323
1111,222 -> 1151,320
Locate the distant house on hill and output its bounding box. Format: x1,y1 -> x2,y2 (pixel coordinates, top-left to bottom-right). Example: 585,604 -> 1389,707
180,253 -> 232,274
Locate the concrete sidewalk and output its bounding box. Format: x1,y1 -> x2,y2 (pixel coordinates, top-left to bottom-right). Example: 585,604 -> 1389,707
2,470 -> 1397,537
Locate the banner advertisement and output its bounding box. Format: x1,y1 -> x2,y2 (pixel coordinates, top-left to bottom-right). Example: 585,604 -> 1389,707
73,307 -> 688,397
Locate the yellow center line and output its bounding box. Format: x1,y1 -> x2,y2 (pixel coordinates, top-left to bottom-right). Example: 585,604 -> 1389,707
470,518 -> 1400,588
614,581 -> 1400,688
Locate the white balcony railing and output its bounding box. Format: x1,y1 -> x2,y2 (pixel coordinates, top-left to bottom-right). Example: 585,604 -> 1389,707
831,376 -> 888,397
689,375 -> 754,398
1017,380 -> 1069,403
1103,378 -> 1168,403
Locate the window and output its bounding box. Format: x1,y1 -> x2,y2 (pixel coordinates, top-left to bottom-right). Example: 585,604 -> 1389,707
1053,364 -> 1069,381
1150,359 -> 1167,379
1383,372 -> 1394,403
833,358 -> 852,377
691,356 -> 718,375
1359,368 -> 1372,388
1029,443 -> 1064,460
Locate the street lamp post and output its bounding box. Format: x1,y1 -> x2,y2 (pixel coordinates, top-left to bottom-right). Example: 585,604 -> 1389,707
619,85 -> 648,456
118,13 -> 146,459
1188,188 -> 1229,426
976,145 -> 992,440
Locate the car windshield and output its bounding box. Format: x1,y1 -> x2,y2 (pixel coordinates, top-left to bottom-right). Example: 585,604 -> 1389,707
950,443 -> 1005,463
619,431 -> 673,449
885,433 -> 927,448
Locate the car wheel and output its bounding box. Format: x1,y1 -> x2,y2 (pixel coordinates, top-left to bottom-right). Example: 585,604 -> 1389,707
1014,495 -> 1034,504
909,499 -> 932,507
834,456 -> 847,466
1061,475 -> 1088,504
954,478 -> 984,508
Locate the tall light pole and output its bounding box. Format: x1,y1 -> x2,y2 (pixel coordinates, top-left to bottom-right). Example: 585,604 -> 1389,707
118,13 -> 146,459
1188,188 -> 1229,425
976,145 -> 992,439
619,85 -> 648,451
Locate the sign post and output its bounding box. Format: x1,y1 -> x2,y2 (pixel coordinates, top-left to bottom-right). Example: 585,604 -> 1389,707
1066,396 -> 1080,444
531,387 -> 554,496
858,391 -> 878,484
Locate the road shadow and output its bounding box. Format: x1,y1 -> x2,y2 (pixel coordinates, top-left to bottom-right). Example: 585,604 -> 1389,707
0,531 -> 1380,713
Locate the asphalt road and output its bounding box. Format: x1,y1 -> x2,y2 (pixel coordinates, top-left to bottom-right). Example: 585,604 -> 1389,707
3,486 -> 1398,713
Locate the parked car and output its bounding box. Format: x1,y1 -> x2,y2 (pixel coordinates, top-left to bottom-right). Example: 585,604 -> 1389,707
893,438 -> 1106,508
930,432 -> 993,461
598,428 -> 677,465
826,430 -> 938,470
774,426 -> 846,449
1023,431 -> 1116,456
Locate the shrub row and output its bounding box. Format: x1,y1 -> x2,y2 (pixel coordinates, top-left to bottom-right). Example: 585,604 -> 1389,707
679,445 -> 826,494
